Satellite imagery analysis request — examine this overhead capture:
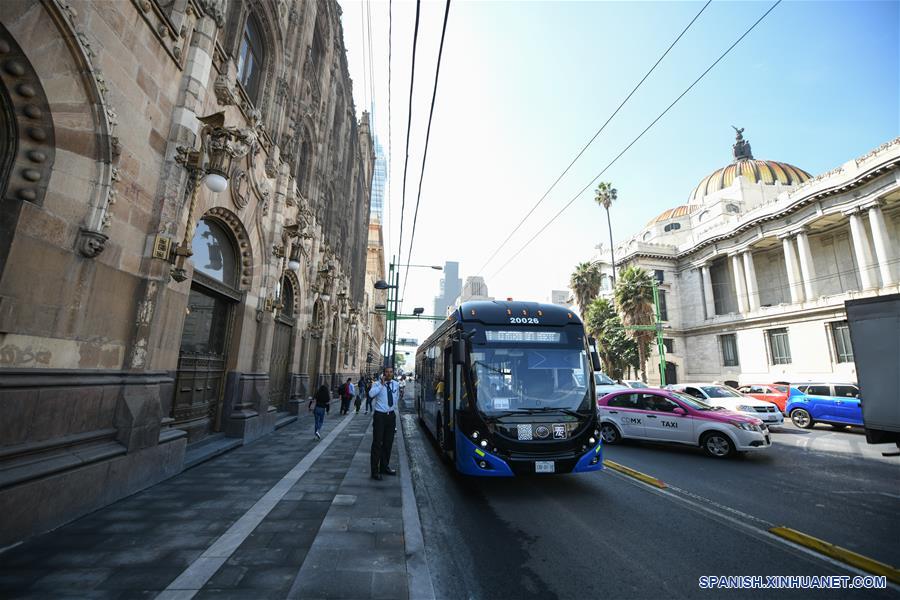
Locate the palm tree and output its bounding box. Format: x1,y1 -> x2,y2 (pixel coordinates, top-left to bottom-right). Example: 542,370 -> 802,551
569,261 -> 603,317
594,182 -> 617,285
585,297 -> 637,379
614,265 -> 655,381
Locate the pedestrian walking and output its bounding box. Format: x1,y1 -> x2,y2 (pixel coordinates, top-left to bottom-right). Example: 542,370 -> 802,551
354,374 -> 365,413
364,374 -> 374,414
339,377 -> 354,415
309,384 -> 331,440
368,366 -> 399,480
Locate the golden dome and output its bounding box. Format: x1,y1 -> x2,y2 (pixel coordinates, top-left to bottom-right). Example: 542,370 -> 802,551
647,204 -> 700,226
689,128 -> 812,203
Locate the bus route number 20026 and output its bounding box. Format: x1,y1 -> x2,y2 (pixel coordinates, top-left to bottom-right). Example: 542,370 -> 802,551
509,317 -> 540,324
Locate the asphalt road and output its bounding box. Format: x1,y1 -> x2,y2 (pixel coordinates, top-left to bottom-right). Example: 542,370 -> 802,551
401,400 -> 899,600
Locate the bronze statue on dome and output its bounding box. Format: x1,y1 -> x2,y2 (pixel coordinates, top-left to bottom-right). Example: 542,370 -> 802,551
732,126 -> 753,161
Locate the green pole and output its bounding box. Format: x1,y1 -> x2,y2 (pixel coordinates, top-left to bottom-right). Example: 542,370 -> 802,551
652,279 -> 667,387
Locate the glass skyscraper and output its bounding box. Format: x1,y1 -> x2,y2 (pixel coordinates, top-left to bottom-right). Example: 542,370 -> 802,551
371,138 -> 386,222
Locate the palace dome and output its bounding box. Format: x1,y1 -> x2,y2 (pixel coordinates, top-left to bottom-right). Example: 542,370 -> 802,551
688,128 -> 812,203
647,204 -> 700,226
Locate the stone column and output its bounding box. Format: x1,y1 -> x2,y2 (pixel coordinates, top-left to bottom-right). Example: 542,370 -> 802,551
795,228 -> 818,301
847,209 -> 877,290
867,203 -> 897,286
730,254 -> 748,313
701,264 -> 716,318
742,250 -> 760,311
780,234 -> 805,303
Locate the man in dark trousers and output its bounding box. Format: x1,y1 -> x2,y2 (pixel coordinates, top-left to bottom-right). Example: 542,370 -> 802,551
368,366 -> 399,480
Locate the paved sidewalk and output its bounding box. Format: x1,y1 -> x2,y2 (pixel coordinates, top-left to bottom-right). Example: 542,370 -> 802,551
0,406 -> 425,599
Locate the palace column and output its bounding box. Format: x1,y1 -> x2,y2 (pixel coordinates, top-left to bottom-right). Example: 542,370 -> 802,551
730,253 -> 748,313
795,228 -> 818,301
780,233 -> 805,303
701,263 -> 716,318
846,208 -> 877,290
742,250 -> 760,311
866,202 -> 897,286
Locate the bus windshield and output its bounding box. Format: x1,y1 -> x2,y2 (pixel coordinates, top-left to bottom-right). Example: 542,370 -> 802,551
471,347 -> 592,415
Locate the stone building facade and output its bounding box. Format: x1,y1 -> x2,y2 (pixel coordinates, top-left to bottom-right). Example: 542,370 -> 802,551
0,0 -> 377,546
613,131 -> 899,386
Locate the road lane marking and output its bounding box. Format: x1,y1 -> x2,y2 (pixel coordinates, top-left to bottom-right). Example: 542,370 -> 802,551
602,459 -> 667,488
155,413 -> 356,600
769,526 -> 900,584
398,415 -> 437,600
604,468 -> 900,592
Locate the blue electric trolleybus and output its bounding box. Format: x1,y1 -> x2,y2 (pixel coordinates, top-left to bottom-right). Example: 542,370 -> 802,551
415,300 -> 604,476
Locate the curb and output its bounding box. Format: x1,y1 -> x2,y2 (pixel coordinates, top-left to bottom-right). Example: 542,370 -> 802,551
398,416 -> 436,600
603,459 -> 668,489
769,526 -> 900,584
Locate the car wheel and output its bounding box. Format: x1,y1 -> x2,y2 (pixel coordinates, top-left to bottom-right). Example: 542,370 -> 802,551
599,422 -> 621,445
701,431 -> 735,458
790,408 -> 814,429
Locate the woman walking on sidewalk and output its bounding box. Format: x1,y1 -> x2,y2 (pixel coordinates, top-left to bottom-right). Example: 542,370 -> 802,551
309,384 -> 331,440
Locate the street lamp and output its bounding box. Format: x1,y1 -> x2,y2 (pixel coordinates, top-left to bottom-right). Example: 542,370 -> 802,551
170,112 -> 256,282
413,307 -> 424,316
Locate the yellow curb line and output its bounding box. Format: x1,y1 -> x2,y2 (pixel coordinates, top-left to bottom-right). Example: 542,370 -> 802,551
602,459 -> 667,489
769,526 -> 900,584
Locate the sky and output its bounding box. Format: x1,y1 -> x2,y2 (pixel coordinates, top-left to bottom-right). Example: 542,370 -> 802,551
338,0 -> 900,346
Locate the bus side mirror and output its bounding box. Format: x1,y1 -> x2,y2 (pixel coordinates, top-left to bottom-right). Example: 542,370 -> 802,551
590,351 -> 602,371
453,339 -> 466,364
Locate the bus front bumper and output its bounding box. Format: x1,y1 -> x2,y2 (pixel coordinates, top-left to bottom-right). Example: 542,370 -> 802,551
456,434 -> 604,476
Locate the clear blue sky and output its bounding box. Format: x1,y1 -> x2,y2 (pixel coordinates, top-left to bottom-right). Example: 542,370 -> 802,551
340,0 -> 899,343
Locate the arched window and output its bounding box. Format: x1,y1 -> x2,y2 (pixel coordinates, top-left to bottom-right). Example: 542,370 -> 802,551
281,275 -> 294,317
664,222 -> 682,232
698,211 -> 710,223
237,15 -> 265,103
192,219 -> 237,287
642,231 -> 652,241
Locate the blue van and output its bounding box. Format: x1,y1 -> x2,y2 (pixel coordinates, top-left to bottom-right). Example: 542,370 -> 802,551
786,383 -> 863,429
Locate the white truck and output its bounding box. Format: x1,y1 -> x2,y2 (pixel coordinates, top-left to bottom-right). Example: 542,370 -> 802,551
844,293 -> 900,456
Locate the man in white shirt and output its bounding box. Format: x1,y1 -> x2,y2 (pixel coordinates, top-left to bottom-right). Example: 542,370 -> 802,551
368,366 -> 400,480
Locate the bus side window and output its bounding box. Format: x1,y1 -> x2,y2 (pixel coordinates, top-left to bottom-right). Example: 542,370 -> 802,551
455,364 -> 464,411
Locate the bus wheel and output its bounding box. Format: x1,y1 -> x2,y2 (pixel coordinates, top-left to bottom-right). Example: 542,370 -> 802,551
599,423 -> 621,445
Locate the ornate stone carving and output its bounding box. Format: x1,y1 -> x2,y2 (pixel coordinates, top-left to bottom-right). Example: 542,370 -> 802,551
214,74 -> 238,106
229,166 -> 249,210
196,0 -> 226,28
76,227 -> 108,258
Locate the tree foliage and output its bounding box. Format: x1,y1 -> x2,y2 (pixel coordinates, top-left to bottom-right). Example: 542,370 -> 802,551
584,297 -> 640,380
569,261 -> 603,317
613,265 -> 656,381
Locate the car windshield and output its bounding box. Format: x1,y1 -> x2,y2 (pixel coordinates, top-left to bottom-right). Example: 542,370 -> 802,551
701,385 -> 744,398
627,381 -> 649,388
595,372 -> 615,386
773,385 -> 788,393
671,392 -> 716,411
472,347 -> 592,414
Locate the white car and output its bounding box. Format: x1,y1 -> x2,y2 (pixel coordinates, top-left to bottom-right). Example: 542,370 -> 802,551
667,383 -> 784,426
622,380 -> 651,389
594,372 -> 629,400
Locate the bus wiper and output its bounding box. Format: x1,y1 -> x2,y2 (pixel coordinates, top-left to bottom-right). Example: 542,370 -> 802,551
482,407 -> 586,420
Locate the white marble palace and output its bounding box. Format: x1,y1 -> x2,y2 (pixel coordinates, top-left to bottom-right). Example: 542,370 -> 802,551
613,130 -> 899,386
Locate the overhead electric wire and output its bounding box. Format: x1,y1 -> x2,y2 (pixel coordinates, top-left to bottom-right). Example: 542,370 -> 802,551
366,0 -> 377,123
385,0 -> 393,266
477,0 -> 713,274
359,0 -> 370,111
395,0 -> 422,271
400,0 -> 452,309
489,0 -> 783,280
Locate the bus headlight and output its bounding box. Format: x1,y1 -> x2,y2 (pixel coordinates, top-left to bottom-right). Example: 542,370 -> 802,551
471,431 -> 480,439
480,440 -> 488,448
589,437 -> 596,445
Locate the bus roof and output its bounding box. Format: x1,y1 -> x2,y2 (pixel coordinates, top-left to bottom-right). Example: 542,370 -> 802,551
454,300 -> 582,326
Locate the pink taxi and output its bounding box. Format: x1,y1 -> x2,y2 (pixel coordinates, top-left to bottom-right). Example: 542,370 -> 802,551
597,389 -> 770,458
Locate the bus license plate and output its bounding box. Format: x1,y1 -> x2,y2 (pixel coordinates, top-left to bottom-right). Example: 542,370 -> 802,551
535,461 -> 555,473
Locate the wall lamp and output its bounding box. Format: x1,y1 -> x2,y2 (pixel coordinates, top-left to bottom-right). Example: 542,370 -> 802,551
170,112 -> 255,282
